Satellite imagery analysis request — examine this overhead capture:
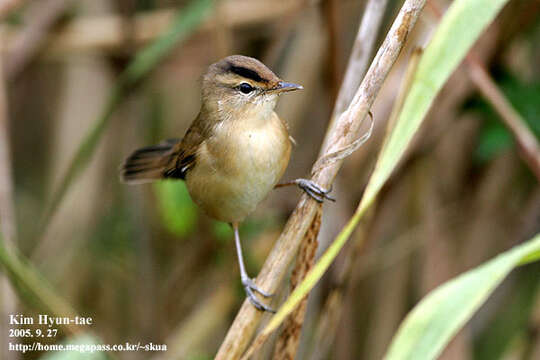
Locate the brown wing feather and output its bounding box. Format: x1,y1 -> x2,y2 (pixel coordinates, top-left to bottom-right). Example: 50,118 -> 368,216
120,115 -> 206,183
162,118 -> 206,179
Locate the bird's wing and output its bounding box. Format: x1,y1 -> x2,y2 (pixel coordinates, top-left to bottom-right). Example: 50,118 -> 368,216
121,115 -> 206,183
162,117 -> 206,179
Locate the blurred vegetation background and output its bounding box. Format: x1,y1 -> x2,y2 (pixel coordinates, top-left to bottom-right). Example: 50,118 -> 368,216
0,0 -> 539,359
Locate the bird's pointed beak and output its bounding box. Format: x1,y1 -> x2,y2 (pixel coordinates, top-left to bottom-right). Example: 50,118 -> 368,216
273,81 -> 304,93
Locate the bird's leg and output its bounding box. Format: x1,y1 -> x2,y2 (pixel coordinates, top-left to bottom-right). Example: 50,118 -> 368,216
275,178 -> 335,203
232,222 -> 275,313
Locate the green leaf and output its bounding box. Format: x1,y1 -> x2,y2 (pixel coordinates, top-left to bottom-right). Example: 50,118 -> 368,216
154,180 -> 198,237
259,0 -> 512,340
384,233 -> 540,360
40,0 -> 214,233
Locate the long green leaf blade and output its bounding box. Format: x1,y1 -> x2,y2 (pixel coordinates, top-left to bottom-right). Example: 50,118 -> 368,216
385,233 -> 540,360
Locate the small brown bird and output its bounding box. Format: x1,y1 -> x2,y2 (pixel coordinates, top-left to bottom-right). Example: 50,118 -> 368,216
121,55 -> 332,311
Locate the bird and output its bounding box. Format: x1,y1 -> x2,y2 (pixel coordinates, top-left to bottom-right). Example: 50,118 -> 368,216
120,55 -> 333,312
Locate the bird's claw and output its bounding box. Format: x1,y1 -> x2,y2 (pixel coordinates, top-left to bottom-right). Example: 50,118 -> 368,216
295,179 -> 335,203
242,277 -> 275,313
243,277 -> 273,297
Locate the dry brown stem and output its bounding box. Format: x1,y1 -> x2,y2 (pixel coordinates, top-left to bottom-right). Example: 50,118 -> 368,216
271,209 -> 321,360
323,0 -> 341,103
319,0 -> 389,170
0,39 -> 15,247
330,0 -> 389,122
215,1 -> 426,358
467,57 -> 540,181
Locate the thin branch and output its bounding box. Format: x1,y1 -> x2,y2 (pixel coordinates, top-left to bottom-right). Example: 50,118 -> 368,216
325,0 -> 389,148
323,0 -> 342,103
467,57 -> 540,181
215,0 -> 426,358
317,0 -> 388,172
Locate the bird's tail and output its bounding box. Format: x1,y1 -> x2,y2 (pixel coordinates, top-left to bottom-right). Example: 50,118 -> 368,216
120,139 -> 180,184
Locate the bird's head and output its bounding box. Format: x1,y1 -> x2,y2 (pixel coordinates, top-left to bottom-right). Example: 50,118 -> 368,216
201,55 -> 303,121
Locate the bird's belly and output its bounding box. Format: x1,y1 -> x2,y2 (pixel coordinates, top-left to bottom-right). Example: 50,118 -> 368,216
185,124 -> 291,223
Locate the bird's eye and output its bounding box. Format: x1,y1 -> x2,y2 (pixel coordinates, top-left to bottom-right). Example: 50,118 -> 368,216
238,82 -> 254,94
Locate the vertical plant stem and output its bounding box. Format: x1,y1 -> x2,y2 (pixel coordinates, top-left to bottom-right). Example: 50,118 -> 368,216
323,0 -> 342,103
323,0 -> 389,152
0,41 -> 16,248
333,0 -> 390,115
271,209 -> 321,360
467,57 -> 540,181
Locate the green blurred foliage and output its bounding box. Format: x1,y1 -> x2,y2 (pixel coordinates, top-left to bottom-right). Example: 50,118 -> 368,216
211,221 -> 233,242
471,72 -> 540,162
146,91 -> 166,144
89,205 -> 133,260
5,11 -> 23,25
136,0 -> 158,12
154,180 -> 198,237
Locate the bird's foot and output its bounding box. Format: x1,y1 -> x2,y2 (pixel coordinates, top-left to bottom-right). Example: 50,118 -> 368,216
294,178 -> 335,203
242,276 -> 275,313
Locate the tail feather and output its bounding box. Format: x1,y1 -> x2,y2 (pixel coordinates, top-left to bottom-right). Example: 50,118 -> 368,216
120,139 -> 180,184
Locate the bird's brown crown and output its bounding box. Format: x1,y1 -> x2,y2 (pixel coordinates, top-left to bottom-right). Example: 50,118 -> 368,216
204,55 -> 282,91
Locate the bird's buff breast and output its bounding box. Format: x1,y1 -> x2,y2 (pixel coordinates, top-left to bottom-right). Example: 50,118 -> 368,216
185,116 -> 291,223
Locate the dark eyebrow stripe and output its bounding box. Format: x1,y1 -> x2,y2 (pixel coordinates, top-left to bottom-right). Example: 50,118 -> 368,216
227,63 -> 268,83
